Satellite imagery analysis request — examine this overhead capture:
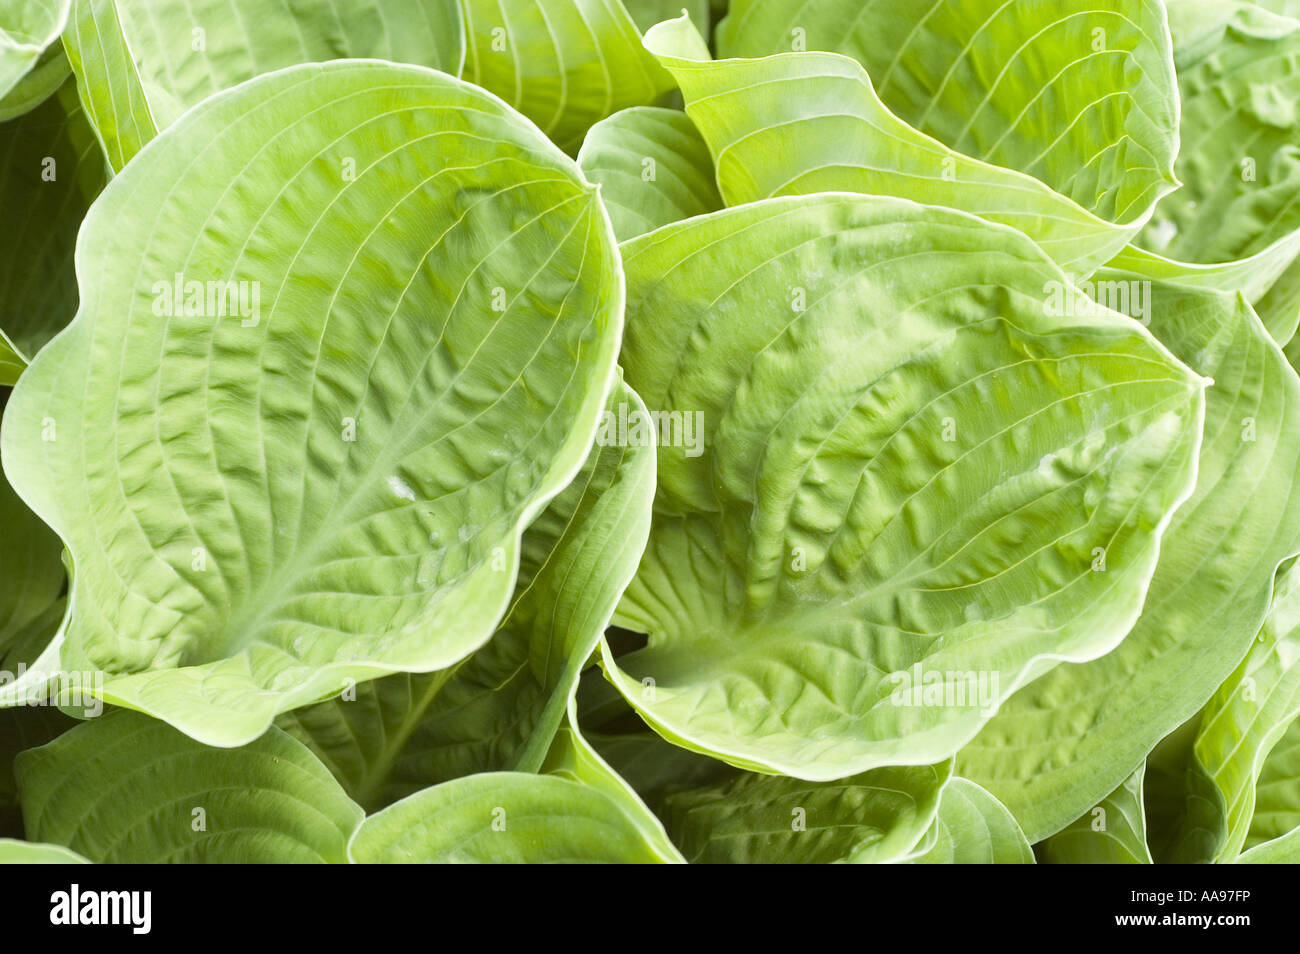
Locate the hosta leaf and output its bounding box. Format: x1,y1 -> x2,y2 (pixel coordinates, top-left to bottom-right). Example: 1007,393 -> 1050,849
604,193 -> 1205,779
0,61 -> 623,746
16,709 -> 364,862
279,379 -> 655,810
959,280 -> 1300,842
0,838 -> 88,863
1039,766 -> 1153,863
0,0 -> 70,103
348,723 -> 682,863
0,43 -> 70,122
0,442 -> 64,663
64,0 -> 466,172
0,706 -> 72,836
0,77 -> 107,359
1137,2 -> 1300,342
1236,822 -> 1300,861
577,107 -> 722,241
661,761 -> 950,864
643,14 -> 1171,275
1154,561 -> 1300,861
1248,709 -> 1300,845
460,0 -> 674,154
0,333 -> 20,387
717,0 -> 1179,238
624,0 -> 710,35
910,778 -> 1034,865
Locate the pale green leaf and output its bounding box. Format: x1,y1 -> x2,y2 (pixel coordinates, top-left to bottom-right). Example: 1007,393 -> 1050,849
279,379 -> 655,810
577,106 -> 721,241
0,0 -> 70,103
460,0 -> 674,154
717,0 -> 1180,237
1248,710 -> 1300,845
0,43 -> 70,121
348,723 -> 683,863
655,6 -> 1176,274
16,709 -> 364,862
1137,2 -> 1300,342
0,838 -> 88,863
1236,822 -> 1300,861
604,193 -> 1205,779
1040,766 -> 1153,863
0,61 -> 623,746
661,761 -> 950,864
910,778 -> 1034,864
64,0 -> 466,172
959,280 -> 1300,842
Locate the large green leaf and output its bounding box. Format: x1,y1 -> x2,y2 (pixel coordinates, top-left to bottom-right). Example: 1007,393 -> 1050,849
577,107 -> 722,241
348,723 -> 683,863
460,0 -> 674,154
1039,766 -> 1153,863
603,193 -> 1204,779
1153,561 -> 1300,861
0,61 -> 623,746
0,439 -> 64,664
16,709 -> 364,862
1236,821 -> 1300,861
959,280 -> 1300,842
279,379 -> 655,811
648,8 -> 1176,274
0,76 -> 107,360
717,0 -> 1179,239
64,0 -> 466,172
910,778 -> 1034,864
661,762 -> 950,864
1137,1 -> 1300,342
0,0 -> 70,103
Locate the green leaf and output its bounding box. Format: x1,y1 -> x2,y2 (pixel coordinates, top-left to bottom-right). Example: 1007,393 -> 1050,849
0,443 -> 64,663
460,0 -> 675,154
0,706 -> 72,836
1236,822 -> 1300,861
0,838 -> 88,863
604,192 -> 1205,779
1137,2 -> 1300,342
959,279 -> 1300,842
279,379 -> 656,810
577,107 -> 722,241
0,76 -> 107,359
64,0 -> 467,171
348,723 -> 683,862
0,61 -> 624,746
661,761 -> 950,864
0,0 -> 70,103
653,7 -> 1176,274
1039,767 -> 1153,863
910,778 -> 1034,864
16,709 -> 364,862
1248,709 -> 1300,845
0,43 -> 70,121
717,0 -> 1180,240
1155,561 -> 1300,861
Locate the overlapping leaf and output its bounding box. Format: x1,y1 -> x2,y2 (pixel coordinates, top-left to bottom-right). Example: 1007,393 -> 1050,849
0,61 -> 623,746
460,0 -> 674,154
279,380 -> 655,810
16,709 -> 364,862
959,279 -> 1300,842
910,778 -> 1033,864
64,0 -> 466,171
646,8 -> 1177,274
603,192 -> 1204,779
